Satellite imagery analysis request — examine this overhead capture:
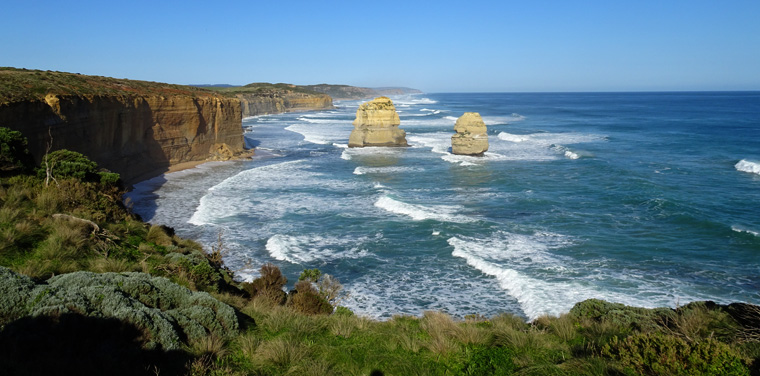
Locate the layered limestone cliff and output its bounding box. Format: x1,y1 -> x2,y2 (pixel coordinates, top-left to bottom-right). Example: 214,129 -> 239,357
236,92 -> 333,117
451,112 -> 489,156
0,69 -> 245,184
348,97 -> 408,147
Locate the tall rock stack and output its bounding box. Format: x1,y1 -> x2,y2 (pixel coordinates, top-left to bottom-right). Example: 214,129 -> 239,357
451,112 -> 489,156
348,97 -> 408,147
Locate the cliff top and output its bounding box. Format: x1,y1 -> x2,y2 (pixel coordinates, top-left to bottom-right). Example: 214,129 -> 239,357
0,67 -> 226,104
300,84 -> 422,100
205,82 -> 326,97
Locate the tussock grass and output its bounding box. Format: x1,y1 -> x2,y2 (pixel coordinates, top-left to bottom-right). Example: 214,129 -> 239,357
253,337 -> 309,368
189,335 -> 228,359
88,257 -> 133,273
146,224 -> 173,247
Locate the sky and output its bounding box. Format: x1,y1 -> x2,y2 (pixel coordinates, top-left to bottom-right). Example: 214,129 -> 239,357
2,0 -> 759,92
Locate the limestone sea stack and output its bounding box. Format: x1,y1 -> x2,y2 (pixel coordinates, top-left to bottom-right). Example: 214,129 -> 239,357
348,96 -> 408,147
451,112 -> 489,156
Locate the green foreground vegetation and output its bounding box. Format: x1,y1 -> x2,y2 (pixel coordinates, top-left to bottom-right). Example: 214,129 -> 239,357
0,127 -> 758,375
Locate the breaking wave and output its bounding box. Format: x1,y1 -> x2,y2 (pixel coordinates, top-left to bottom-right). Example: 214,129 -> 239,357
735,159 -> 760,175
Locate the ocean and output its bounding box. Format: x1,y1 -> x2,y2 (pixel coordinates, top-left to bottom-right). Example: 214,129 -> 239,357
126,92 -> 760,320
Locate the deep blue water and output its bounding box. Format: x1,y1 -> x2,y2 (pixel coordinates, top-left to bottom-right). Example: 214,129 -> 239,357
127,92 -> 760,320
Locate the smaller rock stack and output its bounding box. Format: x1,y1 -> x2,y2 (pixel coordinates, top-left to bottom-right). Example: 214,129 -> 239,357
348,97 -> 408,147
451,112 -> 489,156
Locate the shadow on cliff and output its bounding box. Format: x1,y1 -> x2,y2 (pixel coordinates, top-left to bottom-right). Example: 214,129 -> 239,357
0,314 -> 191,376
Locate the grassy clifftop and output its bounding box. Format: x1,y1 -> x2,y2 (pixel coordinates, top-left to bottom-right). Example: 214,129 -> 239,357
204,82 -> 326,96
0,68 -> 226,104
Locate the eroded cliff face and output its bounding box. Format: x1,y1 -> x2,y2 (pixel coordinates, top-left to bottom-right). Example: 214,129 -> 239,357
236,92 -> 333,117
0,94 -> 244,184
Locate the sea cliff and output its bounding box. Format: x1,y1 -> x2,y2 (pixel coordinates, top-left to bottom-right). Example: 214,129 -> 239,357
0,68 -> 245,184
206,83 -> 334,117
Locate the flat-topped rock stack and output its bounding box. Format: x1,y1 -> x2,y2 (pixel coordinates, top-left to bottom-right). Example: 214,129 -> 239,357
451,112 -> 489,156
348,96 -> 408,147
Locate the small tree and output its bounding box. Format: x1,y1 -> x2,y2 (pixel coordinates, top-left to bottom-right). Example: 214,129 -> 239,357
297,268 -> 348,308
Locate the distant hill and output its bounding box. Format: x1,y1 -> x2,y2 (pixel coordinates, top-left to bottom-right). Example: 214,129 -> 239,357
299,84 -> 422,100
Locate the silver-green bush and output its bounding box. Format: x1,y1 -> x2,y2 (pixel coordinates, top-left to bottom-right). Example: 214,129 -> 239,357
0,267 -> 239,350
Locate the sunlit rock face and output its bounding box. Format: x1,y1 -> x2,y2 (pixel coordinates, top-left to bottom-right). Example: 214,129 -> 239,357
451,112 -> 488,156
348,96 -> 408,147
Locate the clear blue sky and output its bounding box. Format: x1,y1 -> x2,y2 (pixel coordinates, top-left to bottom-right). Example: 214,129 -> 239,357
2,0 -> 759,92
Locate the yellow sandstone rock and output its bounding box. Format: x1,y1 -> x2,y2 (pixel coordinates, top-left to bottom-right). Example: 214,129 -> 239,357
348,97 -> 408,147
451,112 -> 488,156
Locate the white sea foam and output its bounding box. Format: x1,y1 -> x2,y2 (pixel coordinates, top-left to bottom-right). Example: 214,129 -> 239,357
354,166 -> 424,175
447,231 -> 707,319
402,116 -> 459,127
285,123 -> 349,145
498,133 -> 529,143
492,131 -> 603,161
449,233 -> 602,319
340,147 -> 405,161
732,225 -> 760,237
735,159 -> 760,175
188,160 -> 367,226
266,234 -> 371,264
440,154 -> 478,166
375,195 -> 476,223
296,116 -> 352,124
482,113 -> 526,125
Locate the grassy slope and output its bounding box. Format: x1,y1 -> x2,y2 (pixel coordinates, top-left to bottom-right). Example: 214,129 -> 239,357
0,67 -> 228,104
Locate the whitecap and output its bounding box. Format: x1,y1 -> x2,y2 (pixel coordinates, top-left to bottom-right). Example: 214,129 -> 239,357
732,225 -> 760,237
375,195 -> 476,223
266,234 -> 371,264
735,159 -> 760,175
353,166 -> 424,175
498,132 -> 529,143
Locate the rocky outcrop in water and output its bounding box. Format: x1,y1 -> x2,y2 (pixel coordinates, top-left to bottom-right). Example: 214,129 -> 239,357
348,96 -> 408,147
451,112 -> 488,156
0,69 -> 246,184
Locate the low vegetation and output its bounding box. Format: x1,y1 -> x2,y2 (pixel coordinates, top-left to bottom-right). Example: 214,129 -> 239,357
0,67 -> 227,104
205,82 -> 326,97
0,128 -> 758,375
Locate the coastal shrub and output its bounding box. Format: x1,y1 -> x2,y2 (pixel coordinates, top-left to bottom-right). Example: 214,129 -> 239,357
570,298 -> 672,333
665,301 -> 741,342
0,127 -> 34,175
243,263 -> 287,305
602,332 -> 749,375
37,149 -> 99,181
3,268 -> 239,350
0,266 -> 35,324
287,280 -> 333,315
0,313 -> 192,376
296,268 -> 347,308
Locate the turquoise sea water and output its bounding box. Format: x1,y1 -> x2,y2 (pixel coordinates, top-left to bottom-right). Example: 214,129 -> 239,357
127,92 -> 760,320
